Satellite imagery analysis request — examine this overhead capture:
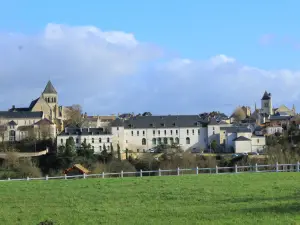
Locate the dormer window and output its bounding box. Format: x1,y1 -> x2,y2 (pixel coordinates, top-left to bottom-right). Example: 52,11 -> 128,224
172,122 -> 176,126
161,123 -> 165,127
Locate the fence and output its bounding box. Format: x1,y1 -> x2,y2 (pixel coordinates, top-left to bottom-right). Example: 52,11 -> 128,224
0,162 -> 300,182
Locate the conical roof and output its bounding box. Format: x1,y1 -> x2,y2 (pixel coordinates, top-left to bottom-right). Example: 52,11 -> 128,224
261,91 -> 271,100
43,81 -> 57,94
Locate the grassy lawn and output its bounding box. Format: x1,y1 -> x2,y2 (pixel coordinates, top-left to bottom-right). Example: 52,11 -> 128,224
0,173 -> 300,225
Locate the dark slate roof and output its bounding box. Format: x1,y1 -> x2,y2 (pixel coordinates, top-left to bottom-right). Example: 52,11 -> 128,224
208,117 -> 218,125
29,98 -> 40,109
233,136 -> 251,141
43,81 -> 57,94
8,107 -> 31,112
261,91 -> 271,100
269,115 -> 292,121
254,126 -> 263,131
220,126 -> 251,133
111,115 -> 205,129
0,111 -> 43,118
8,120 -> 17,126
59,127 -> 110,136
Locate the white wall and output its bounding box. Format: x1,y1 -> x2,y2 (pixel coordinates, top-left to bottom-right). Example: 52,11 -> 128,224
234,140 -> 252,153
265,126 -> 283,135
251,136 -> 266,152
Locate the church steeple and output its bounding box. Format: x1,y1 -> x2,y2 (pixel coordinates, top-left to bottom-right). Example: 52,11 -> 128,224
43,81 -> 57,94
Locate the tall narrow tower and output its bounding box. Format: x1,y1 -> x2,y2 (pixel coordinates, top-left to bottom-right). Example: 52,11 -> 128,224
41,81 -> 58,120
261,91 -> 273,115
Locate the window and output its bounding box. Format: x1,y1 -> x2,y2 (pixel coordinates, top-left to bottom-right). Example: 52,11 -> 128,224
76,138 -> 79,144
107,137 -> 110,143
137,149 -> 140,153
143,130 -> 145,136
198,129 -> 200,135
137,131 -> 139,136
142,138 -> 146,145
126,140 -> 128,143
131,131 -> 133,136
117,127 -> 119,130
152,138 -> 156,145
175,137 -> 179,144
213,131 -> 215,135
61,139 -> 63,144
99,138 -> 102,143
92,146 -> 94,150
153,130 -> 155,135
187,130 -> 189,135
176,130 -> 178,135
186,137 -> 190,144
158,130 -> 160,135
264,103 -> 269,107
164,138 -> 168,144
143,149 -> 146,153
92,138 -> 94,143
213,127 -> 215,131
84,138 -> 86,143
100,146 -> 102,151
170,137 -> 174,144
164,130 -> 166,135
158,138 -> 162,145
170,130 -> 173,135
192,129 -> 194,135
107,145 -> 110,151
257,139 -> 260,143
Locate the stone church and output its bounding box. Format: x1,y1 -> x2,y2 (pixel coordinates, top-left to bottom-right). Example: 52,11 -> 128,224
9,81 -> 68,131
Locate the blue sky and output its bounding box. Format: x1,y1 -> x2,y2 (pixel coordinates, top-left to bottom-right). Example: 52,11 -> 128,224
0,1 -> 300,115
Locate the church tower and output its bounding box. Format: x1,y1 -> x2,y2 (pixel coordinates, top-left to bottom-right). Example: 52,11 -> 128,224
261,91 -> 273,115
41,81 -> 58,120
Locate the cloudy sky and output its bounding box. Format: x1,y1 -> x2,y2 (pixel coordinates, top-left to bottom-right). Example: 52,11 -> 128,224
0,1 -> 300,115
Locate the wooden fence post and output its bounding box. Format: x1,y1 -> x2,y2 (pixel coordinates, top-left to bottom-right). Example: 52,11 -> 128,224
215,166 -> 218,174
64,174 -> 67,180
102,172 -> 105,178
177,167 -> 180,176
27,177 -> 30,181
235,164 -> 238,173
158,168 -> 161,176
7,177 -> 10,181
83,173 -> 86,179
121,170 -> 123,178
196,166 -> 199,175
297,162 -> 300,172
140,169 -> 143,177
45,175 -> 48,181
276,162 -> 279,172
255,163 -> 258,172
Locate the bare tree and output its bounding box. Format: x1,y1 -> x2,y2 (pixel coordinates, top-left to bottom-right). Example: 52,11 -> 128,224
65,104 -> 89,128
232,107 -> 246,123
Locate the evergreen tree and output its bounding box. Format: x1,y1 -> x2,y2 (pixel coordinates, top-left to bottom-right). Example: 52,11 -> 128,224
117,144 -> 121,161
125,148 -> 129,160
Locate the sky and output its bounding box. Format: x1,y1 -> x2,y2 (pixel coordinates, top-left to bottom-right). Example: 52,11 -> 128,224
0,1 -> 300,116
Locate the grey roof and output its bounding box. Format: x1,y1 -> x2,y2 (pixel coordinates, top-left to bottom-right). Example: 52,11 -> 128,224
111,115 -> 205,129
233,136 -> 251,141
0,111 -> 43,119
269,115 -> 292,121
8,120 -> 17,126
43,81 -> 57,94
59,127 -> 110,136
29,98 -> 40,109
220,126 -> 251,133
208,118 -> 218,125
261,91 -> 271,100
254,126 -> 263,131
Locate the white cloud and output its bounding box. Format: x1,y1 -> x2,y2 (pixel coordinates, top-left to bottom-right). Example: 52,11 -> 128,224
0,23 -> 300,115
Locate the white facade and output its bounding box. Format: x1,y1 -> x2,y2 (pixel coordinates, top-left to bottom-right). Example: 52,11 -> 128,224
234,139 -> 252,153
265,126 -> 283,135
251,136 -> 266,152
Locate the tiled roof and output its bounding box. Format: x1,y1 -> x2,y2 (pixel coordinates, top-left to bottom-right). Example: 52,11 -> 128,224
220,126 -> 251,133
233,136 -> 251,141
111,115 -> 205,129
0,111 -> 43,119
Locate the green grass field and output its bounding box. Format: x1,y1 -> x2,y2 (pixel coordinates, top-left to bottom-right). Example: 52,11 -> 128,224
0,173 -> 300,225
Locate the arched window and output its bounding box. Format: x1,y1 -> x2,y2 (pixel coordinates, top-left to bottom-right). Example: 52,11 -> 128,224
99,138 -> 102,143
107,137 -> 110,143
170,137 -> 174,145
158,138 -> 162,145
99,146 -> 102,151
152,138 -> 156,145
163,138 -> 168,144
92,138 -> 94,143
142,138 -> 146,145
186,137 -> 190,144
175,137 -> 179,144
84,138 -> 86,143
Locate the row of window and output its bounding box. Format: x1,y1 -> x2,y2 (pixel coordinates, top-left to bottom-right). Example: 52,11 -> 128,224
45,97 -> 57,103
141,137 -> 191,145
131,129 -> 200,136
60,137 -> 111,144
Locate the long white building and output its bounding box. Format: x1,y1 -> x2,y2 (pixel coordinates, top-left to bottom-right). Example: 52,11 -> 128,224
57,115 -> 266,154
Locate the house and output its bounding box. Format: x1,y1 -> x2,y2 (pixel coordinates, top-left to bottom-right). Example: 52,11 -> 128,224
58,127 -> 113,153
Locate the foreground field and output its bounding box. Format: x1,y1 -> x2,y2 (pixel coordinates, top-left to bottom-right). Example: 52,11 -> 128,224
0,173 -> 300,225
